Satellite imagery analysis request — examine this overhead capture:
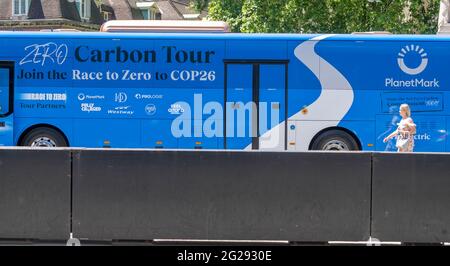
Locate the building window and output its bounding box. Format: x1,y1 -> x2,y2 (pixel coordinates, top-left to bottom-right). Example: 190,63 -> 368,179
100,5 -> 113,21
12,0 -> 30,16
136,2 -> 161,20
140,8 -> 159,20
103,11 -> 112,21
76,0 -> 91,20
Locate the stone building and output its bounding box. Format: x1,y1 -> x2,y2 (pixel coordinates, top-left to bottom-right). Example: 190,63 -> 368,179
439,0 -> 450,34
0,0 -> 207,31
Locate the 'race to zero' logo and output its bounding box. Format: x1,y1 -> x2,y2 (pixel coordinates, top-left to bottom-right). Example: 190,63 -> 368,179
397,44 -> 428,75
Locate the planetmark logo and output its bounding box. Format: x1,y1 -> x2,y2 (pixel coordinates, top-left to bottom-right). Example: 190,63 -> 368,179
397,44 -> 428,75
77,93 -> 105,101
78,93 -> 85,101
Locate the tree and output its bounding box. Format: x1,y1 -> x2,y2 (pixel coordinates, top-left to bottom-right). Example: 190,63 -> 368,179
208,0 -> 245,32
326,0 -> 410,33
207,0 -> 439,34
190,0 -> 210,12
280,0 -> 334,33
407,0 -> 440,34
240,0 -> 287,33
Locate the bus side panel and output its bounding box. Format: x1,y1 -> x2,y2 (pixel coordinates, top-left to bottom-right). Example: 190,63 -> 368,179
10,37 -> 74,146
338,120 -> 375,151
447,117 -> 450,152
286,40 -> 334,151
153,39 -> 225,89
72,119 -> 140,148
71,38 -> 156,89
141,119 -> 178,149
226,40 -> 287,60
287,41 -> 322,118
315,38 -> 450,92
70,37 -> 225,149
316,38 -> 449,152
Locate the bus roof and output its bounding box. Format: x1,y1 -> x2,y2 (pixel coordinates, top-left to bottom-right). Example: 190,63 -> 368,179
1,31 -> 450,42
100,20 -> 231,33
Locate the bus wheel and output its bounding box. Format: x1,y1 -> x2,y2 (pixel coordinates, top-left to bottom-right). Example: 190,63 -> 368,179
310,130 -> 359,151
21,127 -> 68,147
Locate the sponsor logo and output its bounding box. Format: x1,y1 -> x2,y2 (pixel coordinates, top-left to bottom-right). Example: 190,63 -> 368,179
81,103 -> 102,113
77,93 -> 105,101
394,133 -> 431,141
385,45 -> 439,89
145,104 -> 157,115
20,93 -> 67,101
107,105 -> 134,115
114,92 -> 128,103
414,133 -> 431,141
168,103 -> 185,115
397,44 -> 428,75
134,93 -> 164,100
385,78 -> 439,88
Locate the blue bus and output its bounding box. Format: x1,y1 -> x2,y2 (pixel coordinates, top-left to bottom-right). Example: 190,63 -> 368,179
0,31 -> 448,152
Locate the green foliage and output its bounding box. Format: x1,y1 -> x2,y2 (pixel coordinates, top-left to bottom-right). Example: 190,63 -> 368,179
190,0 -> 210,12
208,0 -> 245,32
207,0 -> 439,34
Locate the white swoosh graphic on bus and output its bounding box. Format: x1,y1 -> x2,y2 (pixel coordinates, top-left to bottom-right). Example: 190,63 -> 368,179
290,34 -> 354,151
243,34 -> 354,151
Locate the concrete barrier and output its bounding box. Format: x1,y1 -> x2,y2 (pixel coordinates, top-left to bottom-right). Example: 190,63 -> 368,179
1,147 -> 450,244
72,150 -> 371,242
0,148 -> 71,240
371,152 -> 450,243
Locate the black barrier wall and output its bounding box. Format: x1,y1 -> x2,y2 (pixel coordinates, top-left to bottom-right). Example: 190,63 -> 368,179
3,148 -> 450,244
72,150 -> 372,242
371,152 -> 450,243
0,148 -> 71,240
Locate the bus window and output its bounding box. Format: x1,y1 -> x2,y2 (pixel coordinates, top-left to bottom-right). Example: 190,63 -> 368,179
0,68 -> 9,115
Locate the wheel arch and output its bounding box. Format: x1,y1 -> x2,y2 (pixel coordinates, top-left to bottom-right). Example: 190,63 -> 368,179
17,124 -> 70,147
308,126 -> 362,151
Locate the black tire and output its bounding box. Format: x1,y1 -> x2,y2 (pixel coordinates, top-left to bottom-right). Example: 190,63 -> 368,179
20,127 -> 68,147
310,129 -> 359,151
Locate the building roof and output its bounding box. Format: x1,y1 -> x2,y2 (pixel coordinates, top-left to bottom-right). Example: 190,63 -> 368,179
118,0 -> 207,20
103,0 -> 136,20
0,0 -> 207,31
28,0 -> 81,21
0,0 -> 205,21
0,0 -> 101,31
0,0 -> 13,20
2,0 -> 103,23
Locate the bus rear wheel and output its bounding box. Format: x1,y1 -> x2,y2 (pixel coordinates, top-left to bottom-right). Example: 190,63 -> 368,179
20,127 -> 68,147
310,130 -> 359,151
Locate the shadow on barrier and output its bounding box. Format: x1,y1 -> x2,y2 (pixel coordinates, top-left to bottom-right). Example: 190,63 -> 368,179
0,148 -> 71,240
72,150 -> 371,242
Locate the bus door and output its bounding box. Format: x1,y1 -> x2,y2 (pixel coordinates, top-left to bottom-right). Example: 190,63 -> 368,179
225,62 -> 287,150
0,62 -> 14,146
